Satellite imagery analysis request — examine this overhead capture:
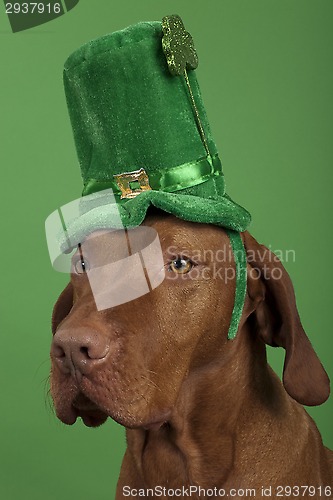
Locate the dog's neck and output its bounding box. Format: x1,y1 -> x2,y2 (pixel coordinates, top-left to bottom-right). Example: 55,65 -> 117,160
124,324 -> 304,489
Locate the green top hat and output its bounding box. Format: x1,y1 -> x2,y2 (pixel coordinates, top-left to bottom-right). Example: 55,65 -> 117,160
63,16 -> 250,240
60,15 -> 250,340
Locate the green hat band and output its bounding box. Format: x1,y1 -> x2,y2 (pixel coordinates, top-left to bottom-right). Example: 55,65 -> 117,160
82,154 -> 223,198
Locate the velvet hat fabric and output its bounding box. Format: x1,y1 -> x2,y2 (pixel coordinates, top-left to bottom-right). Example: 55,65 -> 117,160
62,19 -> 251,243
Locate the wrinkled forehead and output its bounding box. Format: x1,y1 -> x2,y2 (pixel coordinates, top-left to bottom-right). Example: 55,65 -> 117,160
80,214 -> 233,264
145,213 -> 232,261
77,225 -> 157,265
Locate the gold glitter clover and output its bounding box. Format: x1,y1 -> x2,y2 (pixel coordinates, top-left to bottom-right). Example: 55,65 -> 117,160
162,15 -> 210,156
162,14 -> 198,76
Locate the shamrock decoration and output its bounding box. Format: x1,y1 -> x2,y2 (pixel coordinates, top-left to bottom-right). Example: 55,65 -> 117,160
162,15 -> 198,76
162,15 -> 210,157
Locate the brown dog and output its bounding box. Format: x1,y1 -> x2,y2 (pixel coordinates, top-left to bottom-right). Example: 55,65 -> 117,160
50,210 -> 333,498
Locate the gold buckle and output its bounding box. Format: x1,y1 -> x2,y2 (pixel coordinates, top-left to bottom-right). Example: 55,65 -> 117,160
113,168 -> 152,199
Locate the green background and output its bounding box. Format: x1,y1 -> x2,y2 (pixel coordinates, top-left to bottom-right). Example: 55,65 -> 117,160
1,1 -> 332,498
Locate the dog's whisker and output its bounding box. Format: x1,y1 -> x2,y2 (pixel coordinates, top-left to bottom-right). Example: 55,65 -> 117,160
33,358 -> 50,380
43,375 -> 54,413
140,374 -> 162,393
145,369 -> 158,375
140,393 -> 149,405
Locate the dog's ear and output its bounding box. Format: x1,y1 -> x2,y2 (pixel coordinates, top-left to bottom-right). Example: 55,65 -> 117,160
242,231 -> 330,406
52,283 -> 73,334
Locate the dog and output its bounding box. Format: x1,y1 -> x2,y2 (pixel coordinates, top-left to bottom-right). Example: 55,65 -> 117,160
50,209 -> 333,498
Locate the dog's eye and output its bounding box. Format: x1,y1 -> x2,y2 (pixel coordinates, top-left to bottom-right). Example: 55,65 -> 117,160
73,258 -> 90,274
168,257 -> 193,274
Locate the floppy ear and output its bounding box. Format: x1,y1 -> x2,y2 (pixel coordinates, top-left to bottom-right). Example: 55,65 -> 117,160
242,231 -> 330,406
52,283 -> 73,334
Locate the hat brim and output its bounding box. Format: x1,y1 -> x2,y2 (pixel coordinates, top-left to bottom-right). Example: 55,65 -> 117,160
62,189 -> 251,247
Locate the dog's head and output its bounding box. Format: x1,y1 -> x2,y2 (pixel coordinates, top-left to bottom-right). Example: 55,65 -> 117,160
50,211 -> 329,429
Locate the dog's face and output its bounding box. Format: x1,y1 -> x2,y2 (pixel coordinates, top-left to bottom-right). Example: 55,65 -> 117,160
50,211 -> 330,430
50,212 -> 237,429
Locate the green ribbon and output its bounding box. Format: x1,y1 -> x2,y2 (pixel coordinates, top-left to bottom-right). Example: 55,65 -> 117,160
82,154 -> 223,198
225,230 -> 247,340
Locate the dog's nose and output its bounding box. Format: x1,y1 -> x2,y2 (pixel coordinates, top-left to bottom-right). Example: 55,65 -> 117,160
51,328 -> 110,378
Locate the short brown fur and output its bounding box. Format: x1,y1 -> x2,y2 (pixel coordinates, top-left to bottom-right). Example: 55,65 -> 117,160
50,213 -> 333,499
